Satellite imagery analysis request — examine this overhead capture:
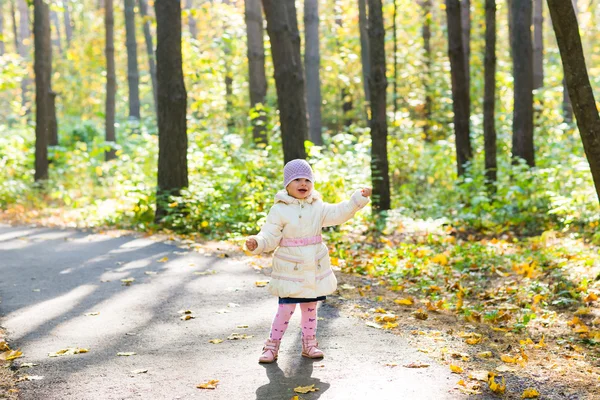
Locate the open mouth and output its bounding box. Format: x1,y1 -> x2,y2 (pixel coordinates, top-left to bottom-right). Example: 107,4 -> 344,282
299,189 -> 308,193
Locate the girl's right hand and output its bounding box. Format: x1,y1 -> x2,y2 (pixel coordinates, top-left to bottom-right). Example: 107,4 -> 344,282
245,238 -> 258,252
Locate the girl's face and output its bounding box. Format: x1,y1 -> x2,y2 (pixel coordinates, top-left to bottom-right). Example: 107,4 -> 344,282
286,178 -> 314,199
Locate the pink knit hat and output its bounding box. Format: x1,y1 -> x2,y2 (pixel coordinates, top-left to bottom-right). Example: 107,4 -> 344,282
283,159 -> 314,188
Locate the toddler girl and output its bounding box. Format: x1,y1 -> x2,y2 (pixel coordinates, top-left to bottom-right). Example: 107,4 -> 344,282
245,159 -> 371,363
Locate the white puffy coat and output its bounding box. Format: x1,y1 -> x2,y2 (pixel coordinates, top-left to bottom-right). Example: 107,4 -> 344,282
249,189 -> 369,299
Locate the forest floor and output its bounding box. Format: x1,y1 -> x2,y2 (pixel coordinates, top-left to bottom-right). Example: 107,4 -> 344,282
0,217 -> 598,399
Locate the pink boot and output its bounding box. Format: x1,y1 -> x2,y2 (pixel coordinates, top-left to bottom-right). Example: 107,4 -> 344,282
259,338 -> 280,363
301,335 -> 324,359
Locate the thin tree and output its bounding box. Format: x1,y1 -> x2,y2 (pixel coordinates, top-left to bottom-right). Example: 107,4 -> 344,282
484,0 -> 497,188
461,0 -> 470,90
445,0 -> 472,176
547,0 -> 600,203
562,0 -> 578,123
392,0 -> 397,121
139,0 -> 158,114
368,0 -> 391,211
154,0 -> 189,222
358,0 -> 370,116
63,0 -> 72,46
104,0 -> 116,160
10,0 -> 17,52
511,0 -> 534,166
125,0 -> 140,120
223,0 -> 234,129
304,0 -> 323,145
17,0 -> 31,108
0,0 -> 5,56
532,0 -> 543,89
50,5 -> 62,54
185,0 -> 197,39
420,0 -> 432,140
244,0 -> 267,144
262,0 -> 308,162
33,0 -> 50,181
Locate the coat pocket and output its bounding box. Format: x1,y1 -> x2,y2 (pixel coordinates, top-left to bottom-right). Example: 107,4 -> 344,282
315,256 -> 337,296
270,256 -> 305,298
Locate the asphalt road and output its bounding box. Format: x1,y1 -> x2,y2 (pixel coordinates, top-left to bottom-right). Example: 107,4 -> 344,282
0,224 -> 464,399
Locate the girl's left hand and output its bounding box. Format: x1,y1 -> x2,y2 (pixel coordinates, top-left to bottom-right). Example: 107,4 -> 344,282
361,188 -> 372,197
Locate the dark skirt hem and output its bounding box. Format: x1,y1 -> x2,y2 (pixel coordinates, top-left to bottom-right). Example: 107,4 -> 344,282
278,296 -> 326,304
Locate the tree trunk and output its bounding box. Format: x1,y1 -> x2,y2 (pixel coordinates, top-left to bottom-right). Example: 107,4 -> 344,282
368,0 -> 391,212
139,0 -> 158,114
421,0 -> 432,140
532,0 -> 543,89
548,0 -> 600,204
48,90 -> 58,145
335,11 -> 353,128
125,0 -> 140,120
154,0 -> 189,222
33,0 -> 50,181
17,0 -> 31,109
507,0 -> 513,62
50,7 -> 62,54
244,0 -> 267,145
223,0 -> 234,129
262,0 -> 308,163
562,0 -> 578,123
445,0 -> 472,176
63,0 -> 72,46
358,0 -> 370,116
0,1 -> 5,56
461,0 -> 470,90
10,0 -> 18,53
185,0 -> 197,39
105,0 -> 116,161
392,0 -> 397,122
304,0 -> 323,145
484,0 -> 497,187
511,0 -> 534,166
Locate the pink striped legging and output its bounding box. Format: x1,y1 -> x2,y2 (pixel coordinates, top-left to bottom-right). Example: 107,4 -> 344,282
269,302 -> 318,340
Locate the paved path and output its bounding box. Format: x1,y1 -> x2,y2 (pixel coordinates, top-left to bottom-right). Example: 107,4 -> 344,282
0,224 -> 465,399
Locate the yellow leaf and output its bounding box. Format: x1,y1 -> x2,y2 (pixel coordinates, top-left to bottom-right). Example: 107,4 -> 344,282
374,308 -> 387,313
466,337 -> 482,345
48,348 -> 88,357
431,254 -> 449,266
534,336 -> 546,349
117,352 -> 136,356
584,292 -> 598,303
501,354 -> 517,364
95,166 -> 103,176
227,333 -> 253,340
0,342 -> 9,351
382,322 -> 399,330
168,202 -> 178,208
0,349 -> 23,361
120,277 -> 135,286
450,364 -> 464,373
394,298 -> 413,306
375,314 -> 398,323
255,281 -> 269,287
411,309 -> 428,320
457,379 -> 466,387
157,257 -> 169,263
197,379 -> 219,389
201,221 -> 209,228
575,307 -> 590,315
294,384 -> 319,394
488,373 -> 506,394
477,351 -> 492,358
468,370 -> 489,382
209,339 -> 223,344
84,312 -> 100,316
522,388 -> 540,398
180,315 -> 195,321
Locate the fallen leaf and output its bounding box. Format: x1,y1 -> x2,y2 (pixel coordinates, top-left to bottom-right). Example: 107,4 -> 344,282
120,278 -> 135,286
0,342 -> 8,351
180,315 -> 195,321
457,379 -> 466,387
293,384 -> 319,394
468,370 -> 489,382
495,365 -> 514,373
477,351 -> 492,358
194,270 -> 217,275
84,312 -> 100,316
365,321 -> 382,329
178,309 -> 193,314
48,348 -> 88,357
197,379 -> 219,389
24,375 -> 44,381
404,362 -> 430,368
466,336 -> 482,345
227,333 -> 253,340
501,354 -> 517,364
209,339 -> 223,344
339,284 -> 356,290
488,373 -> 506,394
0,349 -> 23,361
385,362 -> 398,367
584,292 -> 598,303
157,257 -> 169,263
394,298 -> 413,306
236,325 -> 249,329
117,352 -> 136,356
450,364 -> 464,373
131,369 -> 148,374
18,363 -> 38,368
255,281 -> 269,287
411,309 -> 428,320
375,314 -> 398,323
144,271 -> 158,275
522,388 -> 540,398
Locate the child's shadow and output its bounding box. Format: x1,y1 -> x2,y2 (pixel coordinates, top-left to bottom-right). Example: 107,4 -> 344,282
255,357 -> 330,400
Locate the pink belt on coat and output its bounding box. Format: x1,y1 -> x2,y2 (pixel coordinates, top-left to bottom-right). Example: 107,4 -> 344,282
279,235 -> 322,247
